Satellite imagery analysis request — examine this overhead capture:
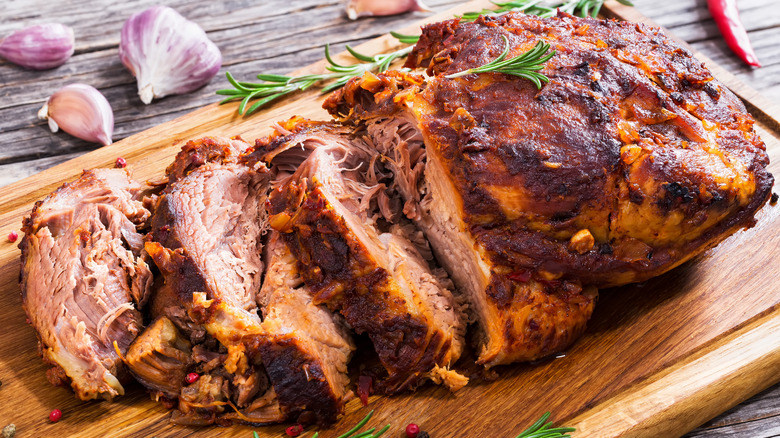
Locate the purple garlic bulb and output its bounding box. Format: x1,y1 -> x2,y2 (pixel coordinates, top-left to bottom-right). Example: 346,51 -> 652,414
0,23 -> 75,70
346,0 -> 430,20
119,6 -> 222,104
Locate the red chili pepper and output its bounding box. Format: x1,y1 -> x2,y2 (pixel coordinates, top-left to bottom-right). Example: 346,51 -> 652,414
707,0 -> 761,67
357,375 -> 373,406
285,424 -> 304,437
49,408 -> 62,422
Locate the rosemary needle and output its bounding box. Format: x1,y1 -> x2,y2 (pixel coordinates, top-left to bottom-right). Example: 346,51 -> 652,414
370,424 -> 390,437
445,36 -> 555,89
459,0 -> 634,21
336,410 -> 375,438
514,412 -> 576,438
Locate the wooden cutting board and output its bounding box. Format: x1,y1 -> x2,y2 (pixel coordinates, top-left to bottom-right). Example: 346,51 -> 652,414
0,1 -> 778,437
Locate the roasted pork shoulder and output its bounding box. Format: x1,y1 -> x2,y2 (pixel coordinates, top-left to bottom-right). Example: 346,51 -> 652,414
19,168 -> 152,400
325,12 -> 772,367
256,119 -> 468,392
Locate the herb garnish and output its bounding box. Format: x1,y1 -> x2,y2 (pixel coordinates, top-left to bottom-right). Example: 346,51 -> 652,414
514,412 -> 576,438
252,410 -> 574,437
460,0 -> 633,22
445,36 -> 555,88
217,44 -> 413,116
218,0 -> 632,115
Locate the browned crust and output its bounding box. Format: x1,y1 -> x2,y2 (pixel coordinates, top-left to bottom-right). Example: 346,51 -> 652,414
323,71 -> 426,124
258,336 -> 343,425
269,183 -> 448,392
164,136 -> 248,184
145,241 -> 217,330
326,12 -> 774,288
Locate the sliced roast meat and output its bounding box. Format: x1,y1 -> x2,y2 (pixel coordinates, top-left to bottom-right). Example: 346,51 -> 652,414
19,168 -> 152,400
146,136 -> 268,343
326,69 -> 600,366
257,119 -> 467,392
143,136 -> 281,424
257,231 -> 355,425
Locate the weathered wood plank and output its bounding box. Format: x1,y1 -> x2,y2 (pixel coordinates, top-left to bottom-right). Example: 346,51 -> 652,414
0,0 -> 460,185
631,0 -> 780,104
686,384 -> 780,437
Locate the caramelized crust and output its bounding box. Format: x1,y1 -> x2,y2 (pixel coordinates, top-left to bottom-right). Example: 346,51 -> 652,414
324,12 -> 771,366
261,120 -> 466,391
258,232 -> 356,425
327,12 -> 773,287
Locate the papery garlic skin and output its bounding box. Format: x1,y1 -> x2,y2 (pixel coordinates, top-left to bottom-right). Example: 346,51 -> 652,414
119,6 -> 222,104
0,23 -> 75,70
38,84 -> 114,146
346,0 -> 430,20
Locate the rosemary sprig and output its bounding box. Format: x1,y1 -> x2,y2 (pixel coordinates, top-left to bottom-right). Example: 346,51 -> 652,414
218,0 -> 632,115
515,412 -> 576,438
251,410 -> 573,437
459,0 -> 558,21
445,36 -> 555,88
216,44 -> 412,116
460,0 -> 634,21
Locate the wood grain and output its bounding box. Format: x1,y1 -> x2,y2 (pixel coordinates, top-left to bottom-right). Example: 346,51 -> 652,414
1,1 -> 779,437
567,306 -> 780,437
0,0 -> 461,184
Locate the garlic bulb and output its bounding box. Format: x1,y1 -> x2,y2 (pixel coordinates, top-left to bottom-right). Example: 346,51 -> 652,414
38,84 -> 114,146
0,23 -> 74,70
119,6 -> 222,104
346,0 -> 430,20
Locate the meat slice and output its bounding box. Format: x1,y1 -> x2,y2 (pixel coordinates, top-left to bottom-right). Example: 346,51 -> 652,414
125,316 -> 192,399
142,136 -> 280,424
257,119 -> 467,392
324,12 -> 771,366
19,168 -> 152,400
146,136 -> 268,344
257,231 -> 355,424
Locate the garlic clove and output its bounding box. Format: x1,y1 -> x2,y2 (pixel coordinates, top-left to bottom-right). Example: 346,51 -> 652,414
119,6 -> 222,104
0,23 -> 75,70
38,84 -> 114,146
346,0 -> 430,20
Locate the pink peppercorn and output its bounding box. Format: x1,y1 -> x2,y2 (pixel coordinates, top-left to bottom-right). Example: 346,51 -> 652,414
285,424 -> 304,437
115,157 -> 127,168
406,423 -> 420,438
7,231 -> 18,243
185,372 -> 199,384
49,408 -> 62,422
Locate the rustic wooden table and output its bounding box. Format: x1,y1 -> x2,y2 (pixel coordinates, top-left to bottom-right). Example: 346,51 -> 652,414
1,0 -> 777,436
